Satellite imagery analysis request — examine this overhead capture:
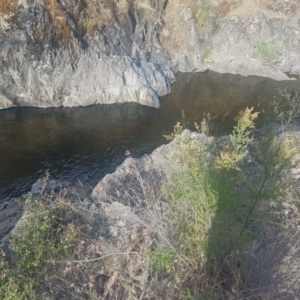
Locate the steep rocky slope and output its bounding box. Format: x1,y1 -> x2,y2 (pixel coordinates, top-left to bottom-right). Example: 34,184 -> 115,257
0,0 -> 176,109
0,0 -> 299,109
162,0 -> 300,79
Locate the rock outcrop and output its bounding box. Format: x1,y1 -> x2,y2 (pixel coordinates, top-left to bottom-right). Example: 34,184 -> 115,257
0,0 -> 299,109
162,0 -> 300,80
91,130 -> 215,205
0,0 -> 176,109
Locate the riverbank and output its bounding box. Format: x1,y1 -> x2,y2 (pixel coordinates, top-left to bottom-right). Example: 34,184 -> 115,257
0,0 -> 299,110
2,108 -> 300,298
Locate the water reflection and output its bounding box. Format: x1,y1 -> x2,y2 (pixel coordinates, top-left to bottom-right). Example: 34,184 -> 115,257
0,71 -> 298,202
166,71 -> 297,121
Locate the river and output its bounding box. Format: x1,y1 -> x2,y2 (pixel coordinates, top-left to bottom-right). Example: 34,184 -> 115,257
0,71 -> 297,203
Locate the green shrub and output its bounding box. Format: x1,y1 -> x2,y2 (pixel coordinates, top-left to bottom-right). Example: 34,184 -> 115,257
192,5 -> 210,37
0,195 -> 82,298
202,44 -> 211,62
159,105 -> 298,298
134,89 -> 141,101
10,196 -> 81,274
253,39 -> 282,64
271,88 -> 300,133
0,253 -> 37,300
148,249 -> 175,275
230,107 -> 259,155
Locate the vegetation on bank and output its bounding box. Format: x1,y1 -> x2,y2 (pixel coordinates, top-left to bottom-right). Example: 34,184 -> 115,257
154,107 -> 299,299
1,88 -> 300,299
252,39 -> 283,64
0,196 -> 82,299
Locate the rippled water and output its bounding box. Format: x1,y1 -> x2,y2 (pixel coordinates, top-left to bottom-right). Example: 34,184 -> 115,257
0,71 -> 297,202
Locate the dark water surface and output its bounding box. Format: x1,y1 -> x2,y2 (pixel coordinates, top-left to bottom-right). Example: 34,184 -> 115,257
0,71 -> 298,202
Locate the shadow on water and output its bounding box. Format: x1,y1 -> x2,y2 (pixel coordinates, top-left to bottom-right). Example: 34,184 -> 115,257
0,71 -> 298,202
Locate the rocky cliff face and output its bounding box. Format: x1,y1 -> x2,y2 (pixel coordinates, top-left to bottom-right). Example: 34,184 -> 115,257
204,0 -> 300,80
0,0 -> 176,109
162,0 -> 300,79
0,0 -> 299,110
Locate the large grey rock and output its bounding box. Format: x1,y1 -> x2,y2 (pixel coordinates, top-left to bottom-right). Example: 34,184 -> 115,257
160,0 -> 299,80
203,12 -> 294,80
91,130 -> 215,205
91,142 -> 176,205
31,179 -> 46,196
0,0 -> 175,109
